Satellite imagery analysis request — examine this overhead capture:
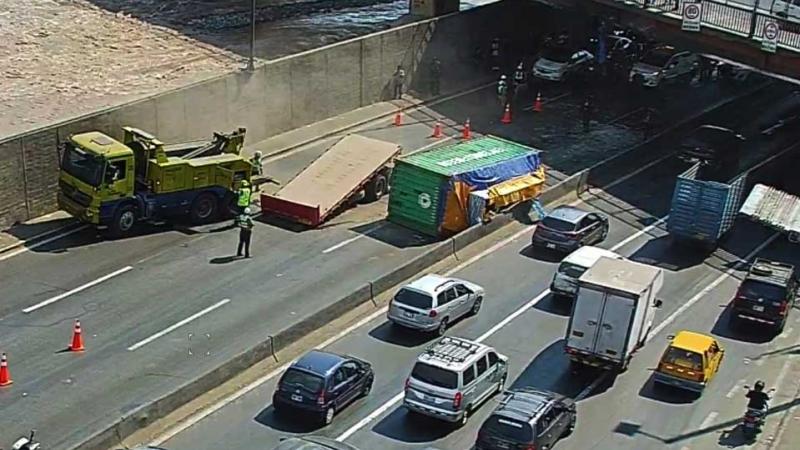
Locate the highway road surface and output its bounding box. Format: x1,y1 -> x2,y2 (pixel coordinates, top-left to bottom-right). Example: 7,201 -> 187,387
0,75 -> 771,449
156,115 -> 800,450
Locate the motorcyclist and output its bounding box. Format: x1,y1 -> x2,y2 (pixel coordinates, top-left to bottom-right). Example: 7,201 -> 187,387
746,380 -> 771,413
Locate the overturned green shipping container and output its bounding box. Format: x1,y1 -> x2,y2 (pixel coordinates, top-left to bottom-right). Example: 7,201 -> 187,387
388,136 -> 542,237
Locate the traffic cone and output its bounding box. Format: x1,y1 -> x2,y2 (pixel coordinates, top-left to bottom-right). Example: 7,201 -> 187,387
431,122 -> 443,138
533,92 -> 543,112
0,353 -> 12,387
69,320 -> 85,352
393,110 -> 403,126
501,104 -> 512,124
461,119 -> 472,140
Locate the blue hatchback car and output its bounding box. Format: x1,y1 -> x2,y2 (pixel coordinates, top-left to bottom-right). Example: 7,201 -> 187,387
273,350 -> 374,425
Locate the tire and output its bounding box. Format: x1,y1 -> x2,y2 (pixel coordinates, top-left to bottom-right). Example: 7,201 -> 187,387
190,192 -> 219,224
364,173 -> 388,202
436,318 -> 449,337
110,204 -> 137,237
457,407 -> 471,428
322,406 -> 335,426
470,297 -> 483,316
495,375 -> 507,395
562,415 -> 576,437
599,225 -> 609,243
361,378 -> 373,398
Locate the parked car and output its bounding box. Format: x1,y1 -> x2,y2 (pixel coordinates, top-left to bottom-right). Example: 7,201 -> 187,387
387,274 -> 484,336
653,331 -> 724,393
475,388 -> 576,450
679,125 -> 745,169
273,436 -> 359,450
729,258 -> 798,333
404,336 -> 508,426
629,46 -> 699,87
532,46 -> 594,82
272,350 -> 374,425
531,205 -> 609,253
551,246 -> 624,301
758,91 -> 800,136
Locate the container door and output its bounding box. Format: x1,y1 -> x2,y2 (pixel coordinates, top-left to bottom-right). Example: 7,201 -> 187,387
567,287 -> 606,353
595,293 -> 636,362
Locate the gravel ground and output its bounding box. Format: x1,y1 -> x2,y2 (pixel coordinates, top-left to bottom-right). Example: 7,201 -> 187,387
0,0 -> 399,138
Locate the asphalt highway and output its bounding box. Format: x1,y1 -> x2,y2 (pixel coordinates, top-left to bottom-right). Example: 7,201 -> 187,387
158,119 -> 800,450
0,75 -> 768,448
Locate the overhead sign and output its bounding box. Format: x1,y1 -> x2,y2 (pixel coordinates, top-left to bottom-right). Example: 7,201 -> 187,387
681,1 -> 702,32
762,21 -> 779,53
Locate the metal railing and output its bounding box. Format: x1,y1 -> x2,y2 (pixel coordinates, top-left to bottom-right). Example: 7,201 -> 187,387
616,0 -> 800,51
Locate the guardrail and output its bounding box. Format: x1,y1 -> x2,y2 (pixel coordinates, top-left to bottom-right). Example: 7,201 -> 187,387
617,0 -> 800,51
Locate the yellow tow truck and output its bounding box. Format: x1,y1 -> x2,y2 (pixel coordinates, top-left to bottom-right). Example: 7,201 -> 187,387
58,127 -> 253,236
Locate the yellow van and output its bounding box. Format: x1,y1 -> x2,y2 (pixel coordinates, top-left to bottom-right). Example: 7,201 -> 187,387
653,331 -> 724,393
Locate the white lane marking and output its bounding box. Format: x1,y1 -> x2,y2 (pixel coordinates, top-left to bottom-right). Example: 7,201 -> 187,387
0,224 -> 89,262
726,379 -> 746,399
610,217 -> 666,252
608,107 -> 644,125
648,233 -> 780,341
322,224 -> 387,254
22,266 -> 133,313
128,299 -> 231,352
772,357 -> 792,396
700,411 -> 719,429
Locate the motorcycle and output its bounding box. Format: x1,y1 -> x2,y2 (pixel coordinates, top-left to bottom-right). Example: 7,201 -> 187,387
742,386 -> 776,439
11,430 -> 41,450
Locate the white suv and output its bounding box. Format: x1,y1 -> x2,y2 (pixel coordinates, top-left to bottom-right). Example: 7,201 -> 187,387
387,274 -> 484,336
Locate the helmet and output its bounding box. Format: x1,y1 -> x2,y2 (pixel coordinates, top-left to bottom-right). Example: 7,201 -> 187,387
500,75 -> 507,80
254,150 -> 263,158
517,63 -> 523,69
244,207 -> 252,215
755,380 -> 765,391
240,180 -> 250,187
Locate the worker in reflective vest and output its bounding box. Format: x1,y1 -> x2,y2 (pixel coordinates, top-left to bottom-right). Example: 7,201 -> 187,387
237,180 -> 252,215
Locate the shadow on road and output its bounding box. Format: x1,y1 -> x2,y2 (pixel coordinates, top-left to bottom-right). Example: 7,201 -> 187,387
372,407 -> 456,443
532,293 -> 572,317
254,405 -> 323,434
711,306 -> 775,344
637,373 -> 700,405
368,321 -> 434,348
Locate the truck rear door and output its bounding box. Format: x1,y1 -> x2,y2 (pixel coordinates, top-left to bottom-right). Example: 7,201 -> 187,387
594,293 -> 636,363
567,286 -> 606,353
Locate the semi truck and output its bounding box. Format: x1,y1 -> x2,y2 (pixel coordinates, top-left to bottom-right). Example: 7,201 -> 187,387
667,162 -> 747,249
58,126 -> 253,236
565,257 -> 664,372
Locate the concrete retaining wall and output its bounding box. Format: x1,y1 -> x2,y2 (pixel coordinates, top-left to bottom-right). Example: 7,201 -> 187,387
0,0 -> 528,230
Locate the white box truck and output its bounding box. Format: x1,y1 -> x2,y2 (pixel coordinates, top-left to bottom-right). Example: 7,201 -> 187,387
564,257 -> 664,372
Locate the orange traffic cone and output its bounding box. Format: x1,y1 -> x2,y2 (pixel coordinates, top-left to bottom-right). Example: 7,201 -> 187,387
393,110 -> 403,126
501,104 -> 512,124
431,122 -> 443,138
0,353 -> 12,387
69,320 -> 85,352
461,119 -> 472,140
533,92 -> 543,112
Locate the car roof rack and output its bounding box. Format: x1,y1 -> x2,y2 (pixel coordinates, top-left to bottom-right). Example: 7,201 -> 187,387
424,336 -> 480,364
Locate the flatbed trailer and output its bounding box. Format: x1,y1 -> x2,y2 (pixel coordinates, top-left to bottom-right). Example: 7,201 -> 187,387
260,134 -> 400,226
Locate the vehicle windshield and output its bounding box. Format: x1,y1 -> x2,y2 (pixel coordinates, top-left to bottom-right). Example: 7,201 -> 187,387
541,47 -> 573,63
394,288 -> 433,309
662,347 -> 703,371
280,369 -> 325,393
61,142 -> 106,187
641,50 -> 672,68
558,262 -> 587,278
411,362 -> 458,389
541,217 -> 577,232
480,416 -> 534,442
739,280 -> 785,301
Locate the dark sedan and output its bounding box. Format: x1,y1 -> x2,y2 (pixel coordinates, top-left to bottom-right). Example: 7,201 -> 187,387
272,350 -> 374,425
273,436 -> 359,450
531,206 -> 609,253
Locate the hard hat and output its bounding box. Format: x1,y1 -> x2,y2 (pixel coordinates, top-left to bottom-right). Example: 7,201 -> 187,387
500,75 -> 507,79
241,179 -> 250,186
755,380 -> 765,391
517,63 -> 523,69
254,150 -> 262,158
244,207 -> 252,215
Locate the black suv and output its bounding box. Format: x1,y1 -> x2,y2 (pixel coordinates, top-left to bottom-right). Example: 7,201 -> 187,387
476,388 -> 576,450
272,350 -> 374,425
273,436 -> 359,450
531,205 -> 609,253
730,258 -> 798,333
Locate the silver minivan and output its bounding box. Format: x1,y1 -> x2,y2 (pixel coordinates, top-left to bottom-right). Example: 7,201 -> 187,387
387,275 -> 485,336
551,246 -> 624,300
404,336 -> 508,426
629,46 -> 699,87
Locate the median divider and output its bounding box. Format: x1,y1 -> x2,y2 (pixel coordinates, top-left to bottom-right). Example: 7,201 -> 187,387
73,81 -> 775,450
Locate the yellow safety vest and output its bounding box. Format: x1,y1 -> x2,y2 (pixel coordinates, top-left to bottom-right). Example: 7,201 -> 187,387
237,187 -> 252,207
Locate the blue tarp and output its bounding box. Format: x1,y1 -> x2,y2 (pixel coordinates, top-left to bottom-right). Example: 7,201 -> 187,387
452,153 -> 541,191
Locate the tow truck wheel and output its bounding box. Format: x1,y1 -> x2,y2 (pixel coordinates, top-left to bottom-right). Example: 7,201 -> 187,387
364,173 -> 388,202
111,205 -> 137,237
191,193 -> 218,224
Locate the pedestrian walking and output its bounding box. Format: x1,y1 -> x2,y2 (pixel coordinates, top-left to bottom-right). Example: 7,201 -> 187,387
581,95 -> 593,132
512,62 -> 526,103
429,57 -> 442,96
236,207 -> 254,258
392,65 -> 406,99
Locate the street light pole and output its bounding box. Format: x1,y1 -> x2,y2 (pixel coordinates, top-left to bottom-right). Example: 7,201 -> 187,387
248,0 -> 256,71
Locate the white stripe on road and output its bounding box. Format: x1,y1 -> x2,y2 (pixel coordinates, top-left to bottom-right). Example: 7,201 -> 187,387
322,224 -> 387,254
22,266 -> 133,313
610,217 -> 666,252
726,379 -> 746,399
128,299 -> 231,352
700,411 -> 719,430
0,224 -> 89,263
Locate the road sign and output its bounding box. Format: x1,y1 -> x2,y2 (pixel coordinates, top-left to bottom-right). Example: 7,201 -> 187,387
682,1 -> 702,32
762,21 -> 779,53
